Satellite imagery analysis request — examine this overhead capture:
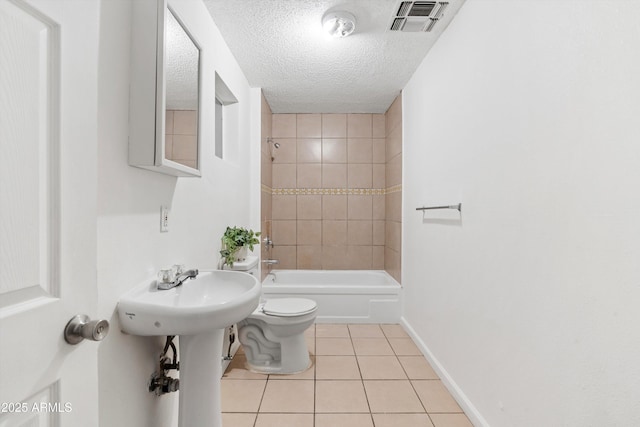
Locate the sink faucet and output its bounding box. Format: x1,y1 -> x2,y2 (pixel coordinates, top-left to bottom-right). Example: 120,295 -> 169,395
158,269 -> 199,290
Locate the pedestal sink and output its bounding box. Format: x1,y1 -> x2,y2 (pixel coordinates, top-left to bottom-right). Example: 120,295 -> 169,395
117,270 -> 261,427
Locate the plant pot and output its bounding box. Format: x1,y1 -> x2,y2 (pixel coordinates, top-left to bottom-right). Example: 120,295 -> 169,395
235,246 -> 248,262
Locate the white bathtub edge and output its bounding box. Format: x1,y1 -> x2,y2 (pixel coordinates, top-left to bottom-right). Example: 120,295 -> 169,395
260,270 -> 402,324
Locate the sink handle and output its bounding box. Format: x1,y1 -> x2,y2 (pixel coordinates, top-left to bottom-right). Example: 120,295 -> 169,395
64,314 -> 110,345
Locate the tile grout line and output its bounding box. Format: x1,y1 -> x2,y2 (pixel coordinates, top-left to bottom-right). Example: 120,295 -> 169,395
351,329 -> 374,420
386,327 -> 438,424
349,324 -> 376,426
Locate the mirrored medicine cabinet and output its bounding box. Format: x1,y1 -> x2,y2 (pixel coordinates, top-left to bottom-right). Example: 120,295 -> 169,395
129,0 -> 202,177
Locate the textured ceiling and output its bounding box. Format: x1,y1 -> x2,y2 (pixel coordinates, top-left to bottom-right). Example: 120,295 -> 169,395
204,0 -> 464,113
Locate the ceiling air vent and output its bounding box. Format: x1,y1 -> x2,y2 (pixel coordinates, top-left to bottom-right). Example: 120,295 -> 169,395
389,1 -> 449,32
390,17 -> 405,31
396,1 -> 413,16
408,1 -> 436,16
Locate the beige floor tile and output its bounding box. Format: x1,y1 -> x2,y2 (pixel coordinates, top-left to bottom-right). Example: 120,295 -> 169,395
221,413 -> 257,427
363,380 -> 424,413
388,338 -> 422,355
223,355 -> 269,380
316,337 -> 355,355
352,338 -> 394,355
315,380 -> 369,413
221,379 -> 266,412
260,380 -> 315,413
348,324 -> 385,338
316,324 -> 350,337
315,413 -> 374,427
255,413 -> 314,427
381,324 -> 409,338
223,325 -> 474,426
398,356 -> 439,379
316,355 -> 361,379
357,356 -> 407,379
430,413 -> 474,427
412,380 -> 463,413
372,413 -> 434,427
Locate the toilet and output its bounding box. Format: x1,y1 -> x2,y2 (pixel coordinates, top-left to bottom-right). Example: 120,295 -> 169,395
238,297 -> 317,374
225,256 -> 317,374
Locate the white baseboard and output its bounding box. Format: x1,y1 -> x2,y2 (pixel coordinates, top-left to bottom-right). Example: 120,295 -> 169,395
400,317 -> 491,427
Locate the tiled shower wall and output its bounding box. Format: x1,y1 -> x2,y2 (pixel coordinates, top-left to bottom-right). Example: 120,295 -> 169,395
260,97 -> 402,281
263,112 -> 377,270
267,113 -> 385,270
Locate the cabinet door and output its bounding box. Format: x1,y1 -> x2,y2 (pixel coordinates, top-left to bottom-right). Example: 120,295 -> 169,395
129,0 -> 202,177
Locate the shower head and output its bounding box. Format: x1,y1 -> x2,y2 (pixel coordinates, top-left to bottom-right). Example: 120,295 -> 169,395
266,137 -> 279,161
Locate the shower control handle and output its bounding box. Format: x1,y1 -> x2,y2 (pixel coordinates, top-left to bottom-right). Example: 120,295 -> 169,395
263,237 -> 274,249
64,314 -> 110,345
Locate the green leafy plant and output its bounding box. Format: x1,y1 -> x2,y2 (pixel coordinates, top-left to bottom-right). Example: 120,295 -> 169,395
219,226 -> 261,266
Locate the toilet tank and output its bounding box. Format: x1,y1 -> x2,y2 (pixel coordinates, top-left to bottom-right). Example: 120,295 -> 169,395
222,255 -> 259,276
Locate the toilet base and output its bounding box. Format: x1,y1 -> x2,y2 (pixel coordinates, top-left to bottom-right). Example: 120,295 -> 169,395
238,320 -> 314,374
244,353 -> 313,375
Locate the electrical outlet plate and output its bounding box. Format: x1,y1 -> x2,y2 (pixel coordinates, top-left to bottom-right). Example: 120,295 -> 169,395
160,206 -> 169,232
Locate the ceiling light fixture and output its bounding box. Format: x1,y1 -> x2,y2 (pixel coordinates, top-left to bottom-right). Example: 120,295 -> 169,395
322,11 -> 356,38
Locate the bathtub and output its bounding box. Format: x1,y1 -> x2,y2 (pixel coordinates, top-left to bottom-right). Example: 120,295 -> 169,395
261,270 -> 402,323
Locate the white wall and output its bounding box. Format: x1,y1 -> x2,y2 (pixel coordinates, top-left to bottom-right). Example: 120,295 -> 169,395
402,1 -> 640,426
95,1 -> 260,425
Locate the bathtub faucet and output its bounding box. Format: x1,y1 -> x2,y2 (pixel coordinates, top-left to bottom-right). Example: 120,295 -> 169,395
158,269 -> 199,290
262,259 -> 279,266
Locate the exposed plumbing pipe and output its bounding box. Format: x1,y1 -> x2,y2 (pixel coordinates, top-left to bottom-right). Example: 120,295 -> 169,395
148,335 -> 180,396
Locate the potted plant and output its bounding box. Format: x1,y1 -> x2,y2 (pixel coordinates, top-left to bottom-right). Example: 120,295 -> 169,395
220,226 -> 261,267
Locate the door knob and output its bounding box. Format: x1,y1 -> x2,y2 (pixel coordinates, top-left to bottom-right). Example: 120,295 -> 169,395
64,314 -> 110,345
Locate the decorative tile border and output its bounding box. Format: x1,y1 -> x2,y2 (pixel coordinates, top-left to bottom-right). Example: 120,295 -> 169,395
261,185 -> 402,196
272,188 -> 385,196
386,184 -> 402,194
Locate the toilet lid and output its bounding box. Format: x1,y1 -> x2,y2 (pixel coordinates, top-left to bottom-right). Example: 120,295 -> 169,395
262,298 -> 317,317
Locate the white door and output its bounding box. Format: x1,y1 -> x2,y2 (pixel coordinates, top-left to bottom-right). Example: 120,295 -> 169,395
0,0 -> 100,425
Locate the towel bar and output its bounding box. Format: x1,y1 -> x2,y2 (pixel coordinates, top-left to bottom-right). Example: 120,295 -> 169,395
416,203 -> 462,212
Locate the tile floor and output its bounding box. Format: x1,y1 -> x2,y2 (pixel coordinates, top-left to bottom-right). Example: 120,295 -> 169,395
221,324 -> 473,427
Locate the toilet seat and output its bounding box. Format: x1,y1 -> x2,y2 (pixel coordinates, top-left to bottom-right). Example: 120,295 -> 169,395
262,298 -> 317,317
